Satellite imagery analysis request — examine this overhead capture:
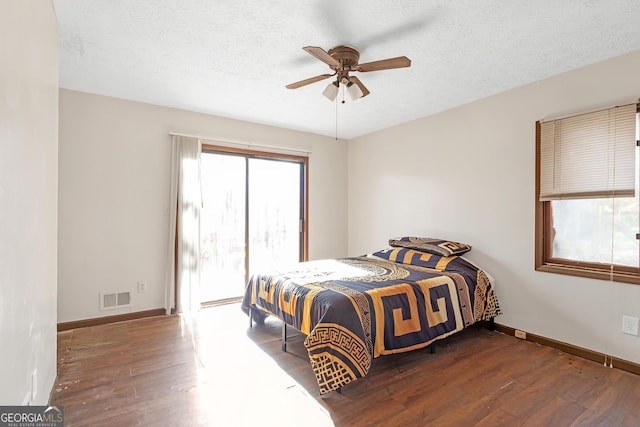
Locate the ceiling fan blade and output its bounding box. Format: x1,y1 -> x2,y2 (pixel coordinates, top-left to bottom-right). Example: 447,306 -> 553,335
356,56 -> 411,72
285,74 -> 334,89
349,76 -> 370,98
302,46 -> 340,68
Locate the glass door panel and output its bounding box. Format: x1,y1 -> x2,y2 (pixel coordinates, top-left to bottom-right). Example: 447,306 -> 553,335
200,153 -> 246,302
248,158 -> 302,274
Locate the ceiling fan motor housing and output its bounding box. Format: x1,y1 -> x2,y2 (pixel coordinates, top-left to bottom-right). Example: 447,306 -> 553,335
327,46 -> 360,69
328,46 -> 360,84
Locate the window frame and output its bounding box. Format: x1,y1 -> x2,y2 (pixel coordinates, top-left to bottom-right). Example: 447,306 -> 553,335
534,121 -> 640,285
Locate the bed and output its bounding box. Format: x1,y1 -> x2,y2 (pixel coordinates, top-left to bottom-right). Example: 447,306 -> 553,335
241,237 -> 501,394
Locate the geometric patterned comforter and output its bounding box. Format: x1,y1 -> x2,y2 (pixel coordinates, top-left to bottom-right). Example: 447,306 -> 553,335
241,248 -> 501,394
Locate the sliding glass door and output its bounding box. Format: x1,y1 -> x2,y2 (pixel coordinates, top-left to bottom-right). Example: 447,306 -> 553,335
199,147 -> 307,304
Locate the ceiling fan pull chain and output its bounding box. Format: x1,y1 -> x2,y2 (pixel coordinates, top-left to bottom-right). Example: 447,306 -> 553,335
335,94 -> 338,140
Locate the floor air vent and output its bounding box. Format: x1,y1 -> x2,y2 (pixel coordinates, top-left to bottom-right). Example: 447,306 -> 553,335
100,291 -> 132,310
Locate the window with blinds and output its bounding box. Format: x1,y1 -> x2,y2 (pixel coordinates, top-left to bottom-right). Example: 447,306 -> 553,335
535,101 -> 640,285
539,103 -> 637,201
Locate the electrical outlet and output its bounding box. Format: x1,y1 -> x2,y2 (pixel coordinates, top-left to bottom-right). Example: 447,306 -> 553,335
622,316 -> 639,336
137,282 -> 147,293
515,330 -> 527,339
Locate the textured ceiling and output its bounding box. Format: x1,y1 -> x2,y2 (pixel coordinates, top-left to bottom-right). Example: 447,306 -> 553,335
54,0 -> 640,139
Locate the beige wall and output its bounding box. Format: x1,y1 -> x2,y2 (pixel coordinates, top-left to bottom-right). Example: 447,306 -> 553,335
58,90 -> 348,322
348,49 -> 640,364
0,1 -> 58,405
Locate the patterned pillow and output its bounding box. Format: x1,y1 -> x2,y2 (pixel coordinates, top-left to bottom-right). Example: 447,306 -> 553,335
370,247 -> 452,269
370,247 -> 477,276
388,237 -> 471,257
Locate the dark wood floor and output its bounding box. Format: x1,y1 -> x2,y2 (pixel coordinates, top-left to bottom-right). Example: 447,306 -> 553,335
51,303 -> 640,426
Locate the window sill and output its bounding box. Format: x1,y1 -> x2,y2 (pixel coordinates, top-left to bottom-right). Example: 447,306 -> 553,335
536,263 -> 640,286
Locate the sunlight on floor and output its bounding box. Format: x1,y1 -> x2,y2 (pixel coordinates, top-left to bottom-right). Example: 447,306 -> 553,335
181,303 -> 335,426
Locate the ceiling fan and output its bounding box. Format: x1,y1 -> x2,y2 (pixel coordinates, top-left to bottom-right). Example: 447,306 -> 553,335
286,45 -> 411,102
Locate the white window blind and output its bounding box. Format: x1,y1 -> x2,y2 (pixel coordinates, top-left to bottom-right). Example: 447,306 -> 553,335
539,102 -> 638,201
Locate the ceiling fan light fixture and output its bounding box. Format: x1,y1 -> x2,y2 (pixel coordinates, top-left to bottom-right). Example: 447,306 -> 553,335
322,81 -> 339,101
346,82 -> 364,101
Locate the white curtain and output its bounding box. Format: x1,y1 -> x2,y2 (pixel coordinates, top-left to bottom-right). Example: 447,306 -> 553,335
165,135 -> 202,314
